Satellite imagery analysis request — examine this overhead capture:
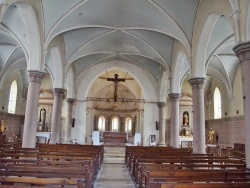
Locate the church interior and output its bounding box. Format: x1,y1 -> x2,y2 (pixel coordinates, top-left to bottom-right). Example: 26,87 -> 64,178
1,0 -> 250,187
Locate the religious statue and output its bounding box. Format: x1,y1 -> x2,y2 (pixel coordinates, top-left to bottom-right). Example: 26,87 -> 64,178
39,108 -> 46,124
0,119 -> 6,134
183,111 -> 189,126
207,128 -> 215,144
180,111 -> 190,136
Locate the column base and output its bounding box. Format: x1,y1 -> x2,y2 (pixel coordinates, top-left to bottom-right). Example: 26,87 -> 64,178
246,165 -> 250,171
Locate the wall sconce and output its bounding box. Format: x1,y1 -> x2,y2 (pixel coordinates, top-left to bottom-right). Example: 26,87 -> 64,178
236,110 -> 239,115
225,112 -> 227,116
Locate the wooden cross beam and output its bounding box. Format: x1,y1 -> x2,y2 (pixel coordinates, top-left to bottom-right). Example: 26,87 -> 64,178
107,74 -> 125,102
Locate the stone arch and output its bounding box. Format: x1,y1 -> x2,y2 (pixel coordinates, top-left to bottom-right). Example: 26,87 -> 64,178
72,60 -> 158,145
65,67 -> 75,98
246,1 -> 250,41
49,47 -> 64,88
76,61 -> 158,101
14,2 -> 43,71
158,71 -> 169,102
192,12 -> 224,77
171,52 -> 189,93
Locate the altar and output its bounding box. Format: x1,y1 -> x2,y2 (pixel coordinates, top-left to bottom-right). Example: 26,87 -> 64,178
179,136 -> 193,148
102,131 -> 127,145
36,132 -> 50,144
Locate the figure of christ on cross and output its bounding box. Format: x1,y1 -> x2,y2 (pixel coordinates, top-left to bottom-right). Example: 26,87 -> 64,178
107,74 -> 125,102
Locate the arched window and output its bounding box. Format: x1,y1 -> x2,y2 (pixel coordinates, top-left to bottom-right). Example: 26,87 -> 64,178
214,87 -> 221,119
125,117 -> 132,134
8,80 -> 17,114
98,116 -> 106,131
111,117 -> 119,132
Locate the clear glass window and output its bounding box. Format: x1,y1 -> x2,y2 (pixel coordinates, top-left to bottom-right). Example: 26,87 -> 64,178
214,87 -> 221,119
8,80 -> 17,114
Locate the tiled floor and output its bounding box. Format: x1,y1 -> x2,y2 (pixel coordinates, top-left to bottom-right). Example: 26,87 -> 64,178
94,163 -> 136,188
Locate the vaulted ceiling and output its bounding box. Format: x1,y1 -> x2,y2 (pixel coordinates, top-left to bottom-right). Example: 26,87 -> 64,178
0,0 -> 240,97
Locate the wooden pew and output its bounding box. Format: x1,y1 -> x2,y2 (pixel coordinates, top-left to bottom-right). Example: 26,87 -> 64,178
143,171 -> 250,188
161,182 -> 250,188
132,157 -> 244,183
125,146 -> 249,188
0,177 -> 85,187
0,144 -> 104,187
137,162 -> 246,186
0,164 -> 91,188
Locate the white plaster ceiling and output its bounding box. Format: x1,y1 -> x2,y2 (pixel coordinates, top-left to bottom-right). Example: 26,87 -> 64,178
0,0 -> 239,94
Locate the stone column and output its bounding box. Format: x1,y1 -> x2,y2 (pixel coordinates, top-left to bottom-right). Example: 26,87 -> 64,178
64,98 -> 75,143
189,78 -> 206,154
50,88 -> 65,144
168,93 -> 181,148
233,42 -> 250,169
22,70 -> 45,148
158,102 -> 166,146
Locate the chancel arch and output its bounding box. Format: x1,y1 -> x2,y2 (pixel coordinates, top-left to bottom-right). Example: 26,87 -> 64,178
75,60 -> 158,145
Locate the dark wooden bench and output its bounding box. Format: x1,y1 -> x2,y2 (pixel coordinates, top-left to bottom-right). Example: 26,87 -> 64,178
132,157 -> 244,183
0,164 -> 91,188
161,182 -> 250,188
0,144 -> 104,187
143,170 -> 250,188
0,176 -> 85,187
137,162 -> 246,186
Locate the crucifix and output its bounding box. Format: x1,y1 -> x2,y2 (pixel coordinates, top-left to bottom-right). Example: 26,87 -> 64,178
107,74 -> 125,102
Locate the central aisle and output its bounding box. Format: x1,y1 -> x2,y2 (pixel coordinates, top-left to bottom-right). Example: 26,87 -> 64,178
94,163 -> 135,188
94,146 -> 136,188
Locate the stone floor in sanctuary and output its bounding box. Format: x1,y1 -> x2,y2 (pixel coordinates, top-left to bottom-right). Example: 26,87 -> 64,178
93,146 -> 136,188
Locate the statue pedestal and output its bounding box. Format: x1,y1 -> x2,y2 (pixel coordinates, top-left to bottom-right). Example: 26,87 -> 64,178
180,126 -> 191,136
38,123 -> 45,132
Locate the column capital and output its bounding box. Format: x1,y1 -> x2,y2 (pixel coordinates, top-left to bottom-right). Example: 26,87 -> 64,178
157,102 -> 166,108
26,70 -> 45,83
168,93 -> 181,102
233,41 -> 250,63
67,98 -> 75,103
189,77 -> 206,89
52,88 -> 66,97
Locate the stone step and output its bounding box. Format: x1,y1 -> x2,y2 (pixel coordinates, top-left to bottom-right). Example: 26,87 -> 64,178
103,146 -> 125,164
104,147 -> 125,153
103,157 -> 125,164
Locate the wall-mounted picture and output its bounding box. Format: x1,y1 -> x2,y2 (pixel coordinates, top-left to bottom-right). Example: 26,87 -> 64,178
150,134 -> 156,146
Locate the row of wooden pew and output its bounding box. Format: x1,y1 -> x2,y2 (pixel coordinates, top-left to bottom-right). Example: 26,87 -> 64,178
126,146 -> 250,188
0,143 -> 104,187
